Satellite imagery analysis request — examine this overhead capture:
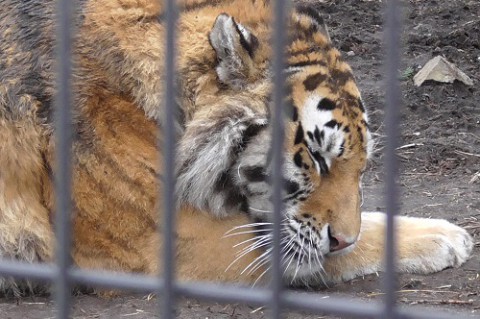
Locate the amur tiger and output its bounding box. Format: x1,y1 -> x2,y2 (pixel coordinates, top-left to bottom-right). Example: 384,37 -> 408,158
0,0 -> 473,295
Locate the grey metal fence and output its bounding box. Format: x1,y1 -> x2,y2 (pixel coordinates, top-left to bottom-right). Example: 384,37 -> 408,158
0,0 -> 472,318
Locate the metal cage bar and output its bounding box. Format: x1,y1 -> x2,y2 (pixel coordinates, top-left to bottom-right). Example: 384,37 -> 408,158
0,0 -> 472,319
0,261 -> 473,318
383,0 -> 403,317
270,0 -> 289,318
161,0 -> 179,318
54,0 -> 74,318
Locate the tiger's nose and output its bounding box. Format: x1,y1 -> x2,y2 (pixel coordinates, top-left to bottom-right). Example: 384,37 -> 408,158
328,227 -> 355,252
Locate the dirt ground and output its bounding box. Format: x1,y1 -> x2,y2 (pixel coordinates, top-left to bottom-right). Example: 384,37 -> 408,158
1,0 -> 479,318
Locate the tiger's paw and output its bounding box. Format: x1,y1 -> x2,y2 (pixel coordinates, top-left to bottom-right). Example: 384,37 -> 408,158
397,217 -> 474,274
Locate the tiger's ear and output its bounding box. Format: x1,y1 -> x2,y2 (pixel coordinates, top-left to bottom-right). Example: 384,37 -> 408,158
209,13 -> 259,90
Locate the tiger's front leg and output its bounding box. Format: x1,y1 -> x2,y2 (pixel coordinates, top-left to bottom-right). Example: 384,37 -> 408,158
321,212 -> 474,284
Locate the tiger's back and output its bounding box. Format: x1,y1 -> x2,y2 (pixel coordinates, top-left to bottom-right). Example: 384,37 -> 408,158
0,0 -> 279,285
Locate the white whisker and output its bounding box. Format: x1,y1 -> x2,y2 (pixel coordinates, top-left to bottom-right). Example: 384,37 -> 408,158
233,234 -> 271,248
253,266 -> 271,287
225,235 -> 271,272
235,237 -> 271,259
248,258 -> 271,276
241,235 -> 291,275
246,237 -> 291,275
290,225 -> 304,284
308,231 -> 313,270
291,253 -> 303,284
242,249 -> 271,275
223,228 -> 271,238
283,252 -> 296,276
237,162 -> 243,182
226,242 -> 267,272
249,206 -> 273,213
312,247 -> 328,287
281,240 -> 295,257
230,222 -> 274,230
224,222 -> 273,234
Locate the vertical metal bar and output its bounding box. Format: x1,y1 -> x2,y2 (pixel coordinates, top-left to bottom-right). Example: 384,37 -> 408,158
271,0 -> 289,318
54,0 -> 74,318
161,0 -> 178,318
383,0 -> 402,317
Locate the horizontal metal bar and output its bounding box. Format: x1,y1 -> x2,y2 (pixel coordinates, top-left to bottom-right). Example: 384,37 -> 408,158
0,261 -> 56,282
176,284 -> 476,319
0,260 -> 474,318
284,293 -> 476,319
397,308 -> 476,319
282,292 -> 380,318
175,281 -> 271,306
69,268 -> 163,292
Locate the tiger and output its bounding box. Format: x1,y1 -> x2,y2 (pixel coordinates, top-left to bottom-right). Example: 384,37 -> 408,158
0,0 -> 473,295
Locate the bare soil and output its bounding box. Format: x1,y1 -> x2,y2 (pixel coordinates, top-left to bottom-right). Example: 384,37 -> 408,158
1,0 -> 479,318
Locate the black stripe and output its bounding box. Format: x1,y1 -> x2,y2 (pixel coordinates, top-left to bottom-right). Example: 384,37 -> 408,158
232,122 -> 266,156
338,141 -> 345,157
76,165 -> 156,229
357,126 -> 364,144
288,60 -> 328,68
294,123 -> 304,145
303,72 -> 327,91
313,127 -> 322,146
330,68 -> 352,87
295,5 -> 326,29
290,22 -> 317,41
290,46 -> 318,57
284,99 -> 298,122
358,99 -> 366,112
285,180 -> 300,195
324,119 -> 339,128
214,169 -> 248,211
232,18 -> 256,58
96,146 -> 152,201
293,150 -> 303,168
317,98 -> 336,111
156,0 -> 236,23
310,149 -> 329,175
243,166 -> 268,182
182,0 -> 235,13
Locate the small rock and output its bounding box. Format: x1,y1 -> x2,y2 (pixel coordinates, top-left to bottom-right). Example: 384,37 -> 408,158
346,50 -> 355,56
413,56 -> 473,87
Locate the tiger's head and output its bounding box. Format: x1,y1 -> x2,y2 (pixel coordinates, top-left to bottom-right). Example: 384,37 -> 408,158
178,5 -> 373,285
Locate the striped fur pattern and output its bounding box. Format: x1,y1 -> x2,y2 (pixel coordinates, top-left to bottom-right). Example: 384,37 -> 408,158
0,0 -> 473,294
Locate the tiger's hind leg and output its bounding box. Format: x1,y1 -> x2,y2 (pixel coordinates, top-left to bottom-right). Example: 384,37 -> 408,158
0,120 -> 54,296
321,212 -> 474,284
